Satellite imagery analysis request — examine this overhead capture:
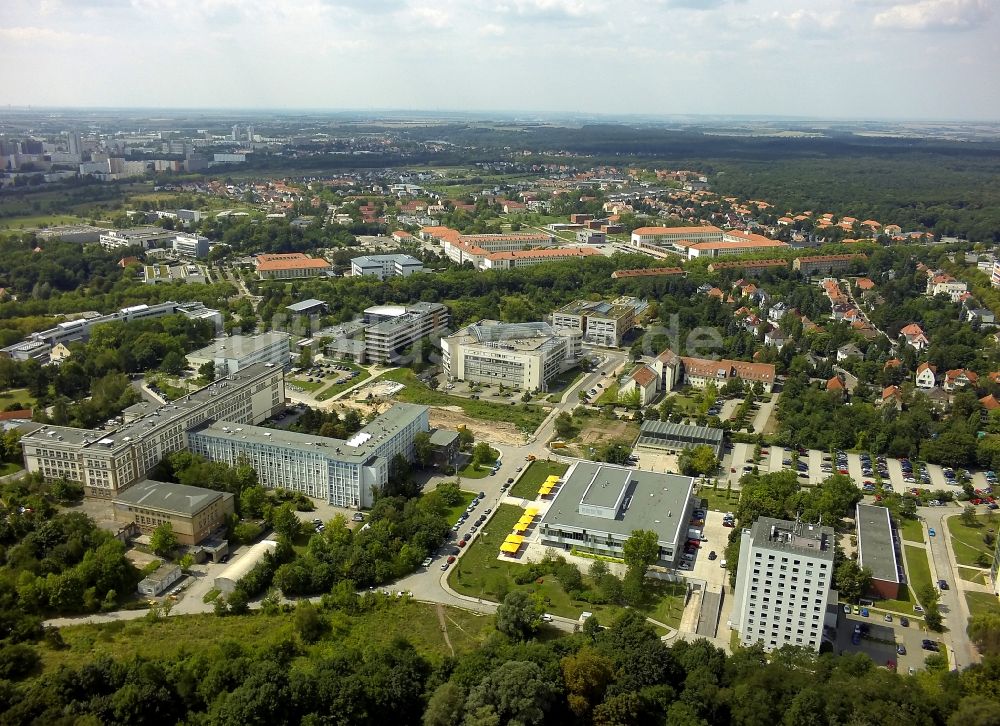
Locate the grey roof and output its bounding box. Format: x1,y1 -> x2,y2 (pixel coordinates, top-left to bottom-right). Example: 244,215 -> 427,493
188,332 -> 290,360
637,420 -> 724,451
286,299 -> 326,313
856,504 -> 902,584
429,429 -> 459,446
540,462 -> 694,547
115,479 -> 228,515
191,403 -> 427,463
748,516 -> 835,560
351,253 -> 422,267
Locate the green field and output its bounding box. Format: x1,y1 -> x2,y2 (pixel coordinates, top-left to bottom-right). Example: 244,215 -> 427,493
458,461 -> 492,479
380,368 -> 548,433
288,377 -> 326,393
898,517 -> 924,543
595,383 -> 620,406
904,545 -> 934,605
38,600 -> 494,675
0,214 -> 93,230
316,365 -> 371,401
449,503 -> 684,629
0,388 -> 37,410
948,515 -> 995,567
442,489 -> 478,525
958,567 -> 989,585
697,486 -> 740,513
965,591 -> 1000,618
509,460 -> 569,500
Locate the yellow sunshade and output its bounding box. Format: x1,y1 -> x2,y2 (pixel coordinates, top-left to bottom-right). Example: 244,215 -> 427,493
505,534 -> 524,544
512,523 -> 527,533
545,475 -> 560,483
526,507 -> 539,516
517,515 -> 534,524
500,542 -> 520,553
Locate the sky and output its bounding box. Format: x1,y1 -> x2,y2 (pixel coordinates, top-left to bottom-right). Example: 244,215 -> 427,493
1,0 -> 998,120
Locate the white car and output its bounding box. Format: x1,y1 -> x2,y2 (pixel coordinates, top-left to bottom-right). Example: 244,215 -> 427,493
541,613 -> 553,622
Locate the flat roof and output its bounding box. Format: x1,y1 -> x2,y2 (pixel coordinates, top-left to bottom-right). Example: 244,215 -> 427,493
540,462 -> 694,547
188,332 -> 290,360
191,403 -> 427,463
286,299 -> 326,313
352,253 -> 422,267
748,517 -> 835,560
115,479 -> 228,516
856,504 -> 902,584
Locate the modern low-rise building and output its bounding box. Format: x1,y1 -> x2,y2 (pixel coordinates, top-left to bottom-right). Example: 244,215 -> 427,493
215,540 -> 278,594
731,516 -> 836,652
99,226 -> 176,251
629,225 -> 723,253
113,479 -> 235,546
481,246 -> 601,270
255,253 -> 331,279
138,563 -> 183,597
551,296 -> 647,347
685,231 -> 790,259
188,403 -> 429,509
855,503 -> 903,600
286,299 -> 327,317
185,332 -> 291,376
792,254 -> 867,276
350,253 -> 425,280
538,461 -> 695,567
635,420 -> 724,458
441,320 -> 581,391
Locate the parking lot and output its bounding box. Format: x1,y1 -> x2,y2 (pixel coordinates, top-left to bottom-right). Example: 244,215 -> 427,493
680,510 -> 731,586
722,444 -> 993,502
835,610 -> 941,674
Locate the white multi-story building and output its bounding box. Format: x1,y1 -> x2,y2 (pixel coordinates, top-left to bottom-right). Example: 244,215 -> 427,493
362,302 -> 450,364
172,233 -> 210,258
20,362 -> 286,499
350,254 -> 425,280
187,403 -> 429,508
99,227 -> 176,251
731,517 -> 836,653
185,332 -> 291,376
441,320 -> 581,391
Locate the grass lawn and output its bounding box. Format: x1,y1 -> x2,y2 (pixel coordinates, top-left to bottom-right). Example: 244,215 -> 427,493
0,462 -> 23,477
381,368 -> 548,433
0,213 -> 91,230
545,368 -> 585,399
875,586 -> 918,616
595,383 -> 620,406
966,591 -> 1000,618
288,377 -> 327,393
948,515 -> 995,567
0,388 -> 37,410
958,567 -> 989,585
315,366 -> 371,401
442,489 -> 477,525
697,486 -> 741,513
37,600 -> 494,675
898,517 -> 924,543
509,460 -> 569,500
458,462 -> 492,479
904,545 -> 934,604
449,504 -> 685,628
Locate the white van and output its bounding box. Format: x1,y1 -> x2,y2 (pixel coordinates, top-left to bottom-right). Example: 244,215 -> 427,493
720,559 -> 727,568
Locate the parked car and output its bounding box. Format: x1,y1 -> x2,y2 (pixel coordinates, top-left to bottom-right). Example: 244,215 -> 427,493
938,579 -> 949,590
707,551 -> 717,560
421,557 -> 433,567
897,644 -> 907,655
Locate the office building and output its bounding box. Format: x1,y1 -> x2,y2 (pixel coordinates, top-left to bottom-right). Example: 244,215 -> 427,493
34,224 -> 106,244
855,504 -> 903,600
551,296 -> 647,347
685,232 -> 790,259
186,332 -> 291,376
350,253 -> 425,280
113,479 -> 235,546
731,517 -> 835,652
611,267 -> 685,280
441,320 -> 581,391
99,227 -> 176,251
20,362 -> 285,499
792,254 -> 868,276
255,253 -> 331,279
362,302 -> 449,364
0,301 -> 223,362
421,226 -> 560,270
172,233 -> 210,258
538,462 -> 695,566
286,299 -> 327,317
629,225 -> 723,254
481,247 -> 601,270
188,403 -> 429,509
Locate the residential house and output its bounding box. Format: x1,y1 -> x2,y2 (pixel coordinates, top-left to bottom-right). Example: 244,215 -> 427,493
764,328 -> 788,348
767,302 -> 789,323
944,369 -> 978,392
826,376 -> 845,393
900,323 -> 930,351
881,386 -> 903,410
837,343 -> 863,362
915,362 -> 937,389
619,365 -> 660,405
926,272 -> 968,302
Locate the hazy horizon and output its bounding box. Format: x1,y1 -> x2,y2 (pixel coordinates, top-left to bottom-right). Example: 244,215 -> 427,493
2,0 -> 999,120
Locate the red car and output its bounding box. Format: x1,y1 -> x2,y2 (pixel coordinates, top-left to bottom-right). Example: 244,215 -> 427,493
458,539 -> 467,548
447,555 -> 456,563
686,540 -> 701,548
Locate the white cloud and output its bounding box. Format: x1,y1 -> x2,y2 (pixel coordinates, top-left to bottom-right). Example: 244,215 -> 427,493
0,26 -> 108,43
874,0 -> 991,30
478,22 -> 507,36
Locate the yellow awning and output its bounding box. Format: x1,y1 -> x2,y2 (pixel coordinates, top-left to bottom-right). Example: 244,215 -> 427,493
512,523 -> 527,533
517,515 -> 534,525
545,475 -> 560,482
526,507 -> 539,516
505,534 -> 524,544
500,542 -> 520,553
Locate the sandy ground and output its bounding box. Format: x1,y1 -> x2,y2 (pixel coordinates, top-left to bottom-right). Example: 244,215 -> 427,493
429,407 -> 526,446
